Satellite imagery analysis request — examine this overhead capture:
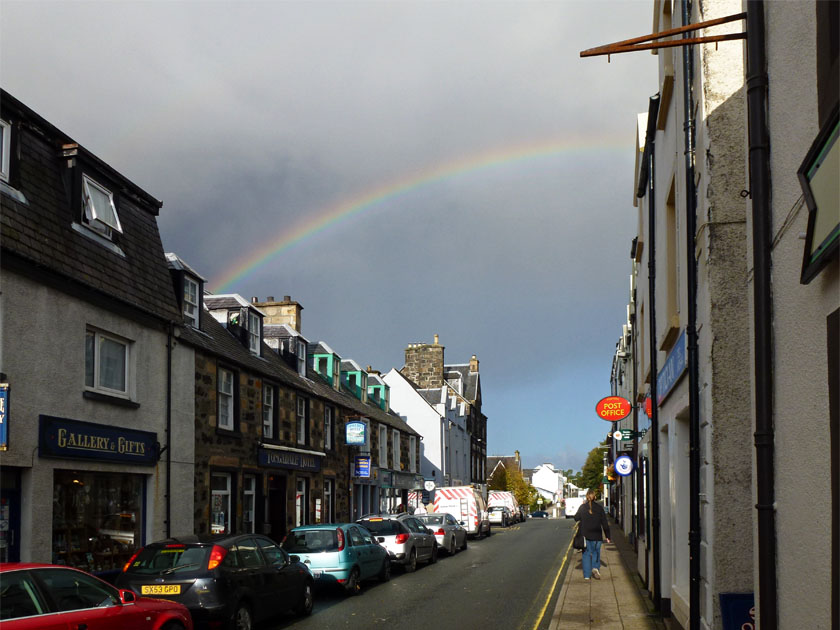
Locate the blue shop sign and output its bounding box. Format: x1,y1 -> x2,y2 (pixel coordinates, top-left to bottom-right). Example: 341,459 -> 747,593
719,593 -> 754,630
354,455 -> 371,478
259,447 -> 321,472
39,415 -> 158,465
0,383 -> 8,451
657,329 -> 687,405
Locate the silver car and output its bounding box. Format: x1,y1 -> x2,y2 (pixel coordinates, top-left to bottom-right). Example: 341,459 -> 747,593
488,506 -> 512,527
356,514 -> 438,572
416,513 -> 468,555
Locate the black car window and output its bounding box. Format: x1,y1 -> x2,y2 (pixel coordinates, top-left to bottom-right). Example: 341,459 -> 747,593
282,530 -> 338,553
222,547 -> 241,568
445,514 -> 456,526
359,519 -> 400,535
35,568 -> 119,611
348,527 -> 365,547
359,528 -> 375,545
128,545 -> 210,575
420,515 -> 443,525
256,537 -> 286,565
403,518 -> 424,533
236,538 -> 265,568
0,571 -> 47,620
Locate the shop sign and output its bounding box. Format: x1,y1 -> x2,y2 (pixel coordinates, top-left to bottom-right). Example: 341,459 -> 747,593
595,396 -> 631,422
657,329 -> 687,405
345,420 -> 367,446
354,455 -> 371,478
259,447 -> 321,472
39,415 -> 157,465
0,383 -> 8,451
615,455 -> 634,476
719,593 -> 755,630
644,395 -> 652,418
393,472 -> 415,489
379,470 -> 393,487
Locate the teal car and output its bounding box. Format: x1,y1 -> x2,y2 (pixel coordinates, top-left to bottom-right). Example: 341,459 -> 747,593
281,524 -> 390,594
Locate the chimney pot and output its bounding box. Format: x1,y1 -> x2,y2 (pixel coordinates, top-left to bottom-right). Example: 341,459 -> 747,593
283,295 -> 291,302
434,334 -> 439,345
251,297 -> 259,303
267,296 -> 275,302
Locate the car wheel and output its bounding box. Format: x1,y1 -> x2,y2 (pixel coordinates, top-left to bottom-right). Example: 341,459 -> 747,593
460,535 -> 468,551
428,544 -> 438,564
405,548 -> 417,573
486,525 -> 492,537
448,537 -> 456,555
231,602 -> 253,630
379,558 -> 391,582
161,623 -> 186,630
294,581 -> 314,616
345,567 -> 362,595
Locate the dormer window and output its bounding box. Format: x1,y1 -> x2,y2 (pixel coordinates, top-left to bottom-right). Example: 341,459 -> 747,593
248,311 -> 260,353
184,276 -> 199,327
296,340 -> 306,376
82,174 -> 122,238
0,118 -> 10,182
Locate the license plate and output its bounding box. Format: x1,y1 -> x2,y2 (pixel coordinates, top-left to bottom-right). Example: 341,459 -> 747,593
141,584 -> 181,595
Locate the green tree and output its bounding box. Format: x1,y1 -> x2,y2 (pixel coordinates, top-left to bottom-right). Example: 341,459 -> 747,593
488,465 -> 508,491
578,440 -> 609,493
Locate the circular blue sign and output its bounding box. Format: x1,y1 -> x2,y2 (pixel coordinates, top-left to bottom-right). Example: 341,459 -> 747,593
614,455 -> 635,476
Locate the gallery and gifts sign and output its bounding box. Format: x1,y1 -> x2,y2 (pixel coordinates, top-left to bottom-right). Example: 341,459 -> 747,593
259,446 -> 322,472
39,415 -> 158,465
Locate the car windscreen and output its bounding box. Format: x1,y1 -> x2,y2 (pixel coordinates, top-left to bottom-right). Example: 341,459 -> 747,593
358,519 -> 402,535
282,530 -> 338,553
126,545 -> 210,575
418,515 -> 444,525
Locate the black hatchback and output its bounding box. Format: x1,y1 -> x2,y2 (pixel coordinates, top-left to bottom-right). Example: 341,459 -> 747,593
115,533 -> 314,630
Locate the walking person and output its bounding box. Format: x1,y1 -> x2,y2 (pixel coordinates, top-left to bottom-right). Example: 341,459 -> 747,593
573,489 -> 611,580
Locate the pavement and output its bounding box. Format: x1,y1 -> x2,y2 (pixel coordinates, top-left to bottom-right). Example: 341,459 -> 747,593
548,519 -> 667,629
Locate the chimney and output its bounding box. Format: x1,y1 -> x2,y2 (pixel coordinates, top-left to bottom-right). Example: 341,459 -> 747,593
402,335 -> 445,388
252,296 -> 304,332
469,354 -> 479,373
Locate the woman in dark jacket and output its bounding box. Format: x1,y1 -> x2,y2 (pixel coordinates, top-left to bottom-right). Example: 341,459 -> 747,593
573,489 -> 611,580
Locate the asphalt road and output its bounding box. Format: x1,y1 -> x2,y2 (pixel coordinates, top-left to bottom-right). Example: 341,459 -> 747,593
265,516 -> 575,630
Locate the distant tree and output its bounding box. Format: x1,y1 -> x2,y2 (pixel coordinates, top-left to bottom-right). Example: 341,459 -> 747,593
505,467 -> 536,507
578,440 -> 609,493
488,465 -> 508,491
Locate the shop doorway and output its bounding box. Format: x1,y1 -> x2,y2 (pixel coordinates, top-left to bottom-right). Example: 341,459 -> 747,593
0,467 -> 21,562
267,475 -> 287,543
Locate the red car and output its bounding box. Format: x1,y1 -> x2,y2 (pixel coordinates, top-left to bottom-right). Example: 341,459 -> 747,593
0,563 -> 193,629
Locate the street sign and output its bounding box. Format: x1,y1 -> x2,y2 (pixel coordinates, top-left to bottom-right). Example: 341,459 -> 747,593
613,429 -> 639,440
424,480 -> 435,491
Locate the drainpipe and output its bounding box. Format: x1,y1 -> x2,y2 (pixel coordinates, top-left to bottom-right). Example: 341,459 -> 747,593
638,93 -> 661,610
746,2 -> 777,628
680,2 -> 702,629
165,321 -> 174,538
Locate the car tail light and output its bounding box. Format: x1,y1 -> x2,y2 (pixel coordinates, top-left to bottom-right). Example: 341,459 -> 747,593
336,528 -> 345,551
207,545 -> 228,570
436,528 -> 446,536
123,549 -> 142,572
395,533 -> 410,545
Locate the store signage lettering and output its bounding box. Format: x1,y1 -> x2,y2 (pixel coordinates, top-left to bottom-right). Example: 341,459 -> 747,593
354,455 -> 371,478
595,396 -> 632,422
39,415 -> 157,465
259,448 -> 321,472
657,330 -> 687,405
0,383 -> 8,451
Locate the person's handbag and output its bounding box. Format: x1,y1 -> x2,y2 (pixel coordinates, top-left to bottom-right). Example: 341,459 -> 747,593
573,524 -> 586,551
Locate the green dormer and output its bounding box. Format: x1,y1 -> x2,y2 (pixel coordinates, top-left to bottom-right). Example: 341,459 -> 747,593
341,360 -> 367,402
310,343 -> 341,390
367,382 -> 390,412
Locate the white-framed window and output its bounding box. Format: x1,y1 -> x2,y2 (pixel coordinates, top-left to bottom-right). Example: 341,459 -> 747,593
85,329 -> 130,398
295,477 -> 308,526
218,368 -> 235,430
248,311 -> 260,354
243,475 -> 256,534
392,429 -> 400,469
323,479 -> 334,524
297,397 -> 307,445
211,472 -> 231,534
409,436 -> 417,473
0,118 -> 10,183
296,340 -> 306,376
324,406 -> 333,450
262,385 -> 274,439
82,174 -> 122,238
183,276 -> 199,327
379,425 -> 388,467
332,357 -> 340,389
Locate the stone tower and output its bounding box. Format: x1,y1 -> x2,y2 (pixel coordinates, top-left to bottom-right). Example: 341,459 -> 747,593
402,334 -> 445,388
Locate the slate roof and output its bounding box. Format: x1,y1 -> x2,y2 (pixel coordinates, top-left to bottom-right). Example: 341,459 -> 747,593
444,364 -> 480,402
0,89 -> 180,324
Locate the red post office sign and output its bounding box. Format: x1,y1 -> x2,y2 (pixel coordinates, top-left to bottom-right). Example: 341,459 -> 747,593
595,396 -> 632,422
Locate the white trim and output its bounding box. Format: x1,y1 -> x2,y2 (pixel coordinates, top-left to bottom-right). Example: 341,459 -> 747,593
259,442 -> 326,457
0,118 -> 10,182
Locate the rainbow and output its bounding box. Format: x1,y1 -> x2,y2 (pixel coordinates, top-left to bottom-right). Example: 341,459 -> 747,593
211,135 -> 631,292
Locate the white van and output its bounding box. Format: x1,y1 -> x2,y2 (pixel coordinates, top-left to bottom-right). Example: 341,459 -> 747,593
431,486 -> 491,538
564,489 -> 588,518
488,491 -> 521,522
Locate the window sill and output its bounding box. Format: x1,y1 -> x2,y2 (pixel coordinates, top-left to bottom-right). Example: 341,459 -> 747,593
1,180 -> 28,205
71,222 -> 126,257
216,428 -> 241,438
83,390 -> 140,409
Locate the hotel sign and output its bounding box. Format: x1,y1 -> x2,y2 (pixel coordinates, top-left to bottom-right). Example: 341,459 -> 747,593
346,420 -> 368,446
39,415 -> 158,465
259,447 -> 321,472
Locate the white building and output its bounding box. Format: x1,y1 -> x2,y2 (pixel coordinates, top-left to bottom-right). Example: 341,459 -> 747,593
530,463 -> 565,517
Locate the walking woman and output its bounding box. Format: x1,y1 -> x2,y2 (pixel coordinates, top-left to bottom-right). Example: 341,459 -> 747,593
573,489 -> 611,580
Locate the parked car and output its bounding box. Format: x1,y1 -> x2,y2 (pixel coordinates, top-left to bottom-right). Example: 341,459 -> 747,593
416,513 -> 468,555
356,514 -> 437,572
530,510 -> 550,518
488,506 -> 512,527
431,486 -> 491,538
0,563 -> 193,630
281,523 -> 390,594
115,533 -> 313,630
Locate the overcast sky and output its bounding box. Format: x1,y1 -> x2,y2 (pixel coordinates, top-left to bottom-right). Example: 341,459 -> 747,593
2,0 -> 657,472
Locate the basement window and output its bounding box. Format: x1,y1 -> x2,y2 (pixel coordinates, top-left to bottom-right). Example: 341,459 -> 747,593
82,174 -> 122,238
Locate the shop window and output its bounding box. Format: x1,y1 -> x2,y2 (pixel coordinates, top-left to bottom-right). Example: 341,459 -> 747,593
85,329 -> 130,399
243,475 -> 256,534
211,472 -> 231,534
295,478 -> 308,527
51,470 -> 143,573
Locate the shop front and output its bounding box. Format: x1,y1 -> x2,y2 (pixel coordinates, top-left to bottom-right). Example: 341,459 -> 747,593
39,415 -> 158,576
258,444 -> 324,539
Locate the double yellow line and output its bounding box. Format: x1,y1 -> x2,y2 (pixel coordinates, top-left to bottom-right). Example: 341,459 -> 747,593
530,535 -> 574,630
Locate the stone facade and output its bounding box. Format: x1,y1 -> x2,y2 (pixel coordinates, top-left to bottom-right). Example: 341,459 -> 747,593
402,337 -> 445,388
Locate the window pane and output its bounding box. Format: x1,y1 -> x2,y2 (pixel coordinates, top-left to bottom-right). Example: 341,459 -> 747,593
85,332 -> 95,387
83,177 -> 120,232
39,568 -> 119,611
98,336 -> 126,392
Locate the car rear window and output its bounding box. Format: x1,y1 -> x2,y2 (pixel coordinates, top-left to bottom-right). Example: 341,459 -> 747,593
419,515 -> 444,525
358,519 -> 402,535
282,530 -> 338,553
127,545 -> 210,575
